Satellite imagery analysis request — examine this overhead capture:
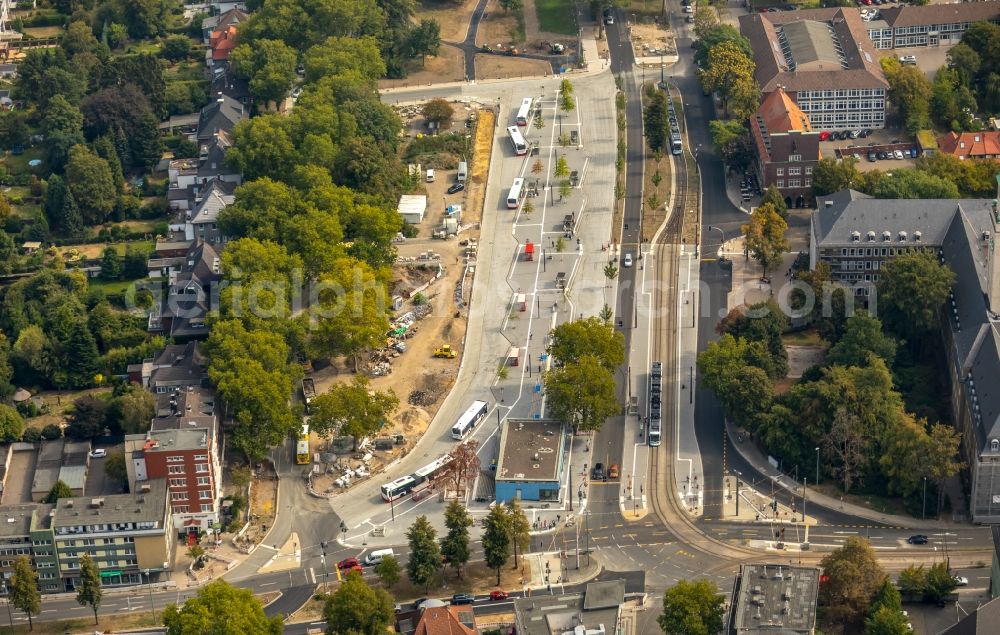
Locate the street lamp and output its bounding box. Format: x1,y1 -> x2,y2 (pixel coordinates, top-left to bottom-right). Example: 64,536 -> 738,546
815,447 -> 820,486
144,569 -> 156,622
922,477 -> 928,520
320,541 -> 330,593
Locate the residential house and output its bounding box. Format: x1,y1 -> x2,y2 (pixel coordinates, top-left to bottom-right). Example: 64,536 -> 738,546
201,7 -> 248,44
867,1 -> 1000,49
197,94 -> 245,145
750,87 -> 821,208
147,241 -> 222,340
741,8 -> 889,130
126,342 -> 207,392
208,25 -> 238,65
211,64 -> 250,105
938,131 -> 1000,160
185,178 -> 235,244
124,386 -> 223,536
412,605 -> 476,635
810,188 -> 1000,522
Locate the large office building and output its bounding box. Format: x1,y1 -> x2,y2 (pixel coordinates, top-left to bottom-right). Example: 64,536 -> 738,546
810,189 -> 1000,522
741,8 -> 889,131
866,1 -> 1000,49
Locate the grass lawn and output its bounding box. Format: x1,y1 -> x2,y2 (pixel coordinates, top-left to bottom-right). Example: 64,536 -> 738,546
535,0 -> 578,35
781,329 -> 827,347
87,276 -> 148,295
1,146 -> 46,175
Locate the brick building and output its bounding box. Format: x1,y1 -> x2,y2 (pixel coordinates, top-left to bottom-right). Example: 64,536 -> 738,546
750,88 -> 821,208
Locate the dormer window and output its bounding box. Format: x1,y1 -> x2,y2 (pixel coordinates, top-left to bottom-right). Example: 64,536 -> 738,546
992,439 -> 999,453
882,231 -> 891,242
867,231 -> 876,242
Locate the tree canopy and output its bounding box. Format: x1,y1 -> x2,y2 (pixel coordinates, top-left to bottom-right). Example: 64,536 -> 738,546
323,571 -> 394,635
163,580 -> 283,635
657,579 -> 726,635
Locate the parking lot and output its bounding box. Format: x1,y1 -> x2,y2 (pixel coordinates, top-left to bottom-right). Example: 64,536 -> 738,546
821,127 -> 920,172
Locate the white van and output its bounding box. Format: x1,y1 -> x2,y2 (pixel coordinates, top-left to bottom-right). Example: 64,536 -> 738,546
425,169 -> 435,183
364,548 -> 394,566
457,161 -> 467,182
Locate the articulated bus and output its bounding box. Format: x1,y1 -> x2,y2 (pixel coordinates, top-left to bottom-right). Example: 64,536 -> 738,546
507,126 -> 528,156
295,424 -> 311,465
506,178 -> 525,209
451,400 -> 489,440
515,97 -> 533,126
380,454 -> 454,502
648,362 -> 662,447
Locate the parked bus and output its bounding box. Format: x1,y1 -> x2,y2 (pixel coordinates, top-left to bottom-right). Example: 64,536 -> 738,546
295,424 -> 310,465
507,126 -> 528,155
506,178 -> 525,209
380,475 -> 417,502
451,400 -> 489,440
515,97 -> 533,126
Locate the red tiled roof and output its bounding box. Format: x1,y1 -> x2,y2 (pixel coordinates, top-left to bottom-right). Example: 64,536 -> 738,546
937,131 -> 1000,158
413,606 -> 476,635
758,88 -> 812,133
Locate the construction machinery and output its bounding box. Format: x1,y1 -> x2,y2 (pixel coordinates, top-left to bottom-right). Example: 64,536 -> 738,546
434,344 -> 458,359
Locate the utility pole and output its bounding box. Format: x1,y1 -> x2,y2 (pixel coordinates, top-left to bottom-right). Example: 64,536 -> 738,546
0,582 -> 12,628
815,447 -> 820,486
145,569 -> 156,621
320,541 -> 329,593
922,477 -> 928,520
803,477 -> 807,525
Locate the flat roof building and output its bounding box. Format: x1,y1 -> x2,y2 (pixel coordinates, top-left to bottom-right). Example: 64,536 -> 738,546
868,1 -> 1000,49
729,564 -> 820,635
513,580 -> 626,635
495,418 -> 566,503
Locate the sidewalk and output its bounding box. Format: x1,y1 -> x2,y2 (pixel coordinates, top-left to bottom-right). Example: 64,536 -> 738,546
727,419 -> 962,529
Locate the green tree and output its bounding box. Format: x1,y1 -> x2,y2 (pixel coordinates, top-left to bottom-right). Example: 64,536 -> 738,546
548,317 -> 625,370
309,375 -> 398,449
869,578 -> 903,616
104,452 -> 128,488
441,499 -> 472,578
812,157 -> 861,196
163,580 -> 283,635
231,39 -> 299,105
41,94 -> 84,170
0,404 -> 24,443
558,179 -> 573,200
44,480 -> 73,504
106,388 -> 155,435
9,556 -> 40,631
947,42 -> 980,88
865,606 -> 912,635
924,562 -> 957,602
422,98 -> 454,128
482,503 -> 513,585
65,145 -> 115,225
544,354 -> 619,432
643,90 -> 668,153
100,247 -> 122,280
506,500 -> 530,568
123,245 -> 149,280
161,35 -> 191,61
897,565 -> 927,596
693,24 -> 751,68
554,155 -> 570,178
657,579 -> 725,635
76,553 -> 103,625
323,571 -> 394,635
878,249 -> 956,338
407,19 -> 441,67
302,36 -> 386,83
760,186 -> 788,217
825,312 -> 896,367
699,40 -> 756,117
405,515 -> 441,592
66,321 -> 100,389
741,202 -> 788,277
820,537 -> 886,627
374,555 -> 401,587
881,58 -> 933,135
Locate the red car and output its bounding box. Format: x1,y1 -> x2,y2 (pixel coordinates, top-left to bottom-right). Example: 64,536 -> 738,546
489,590 -> 509,601
608,464 -> 620,479
818,131 -> 831,141
337,557 -> 360,570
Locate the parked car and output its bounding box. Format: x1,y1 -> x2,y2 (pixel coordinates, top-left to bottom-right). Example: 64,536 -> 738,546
853,153 -> 862,161
868,152 -> 877,162
592,463 -> 605,480
489,590 -> 509,601
899,55 -> 917,65
907,535 -> 929,545
337,557 -> 360,570
447,182 -> 465,194
954,576 -> 968,586
608,464 -> 620,479
452,593 -> 476,605
893,150 -> 905,160
819,131 -> 832,141
910,148 -> 918,158
89,449 -> 106,458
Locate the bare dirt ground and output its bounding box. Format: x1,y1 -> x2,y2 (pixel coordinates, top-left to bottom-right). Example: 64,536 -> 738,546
378,46 -> 467,89
475,55 -> 552,80
477,0 -> 520,47
242,465 -> 278,548
631,22 -> 675,60
23,387 -> 110,432
417,0 -> 479,42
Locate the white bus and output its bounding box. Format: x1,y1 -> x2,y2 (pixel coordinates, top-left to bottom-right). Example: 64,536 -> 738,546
515,97 -> 533,126
380,475 -> 416,502
507,126 -> 528,155
451,400 -> 489,440
413,455 -> 452,485
506,178 -> 525,209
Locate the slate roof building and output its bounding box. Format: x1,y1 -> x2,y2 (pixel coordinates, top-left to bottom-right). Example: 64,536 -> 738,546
147,242 -> 222,340
811,187 -> 1000,522
740,8 -> 889,131
185,178 -> 235,244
